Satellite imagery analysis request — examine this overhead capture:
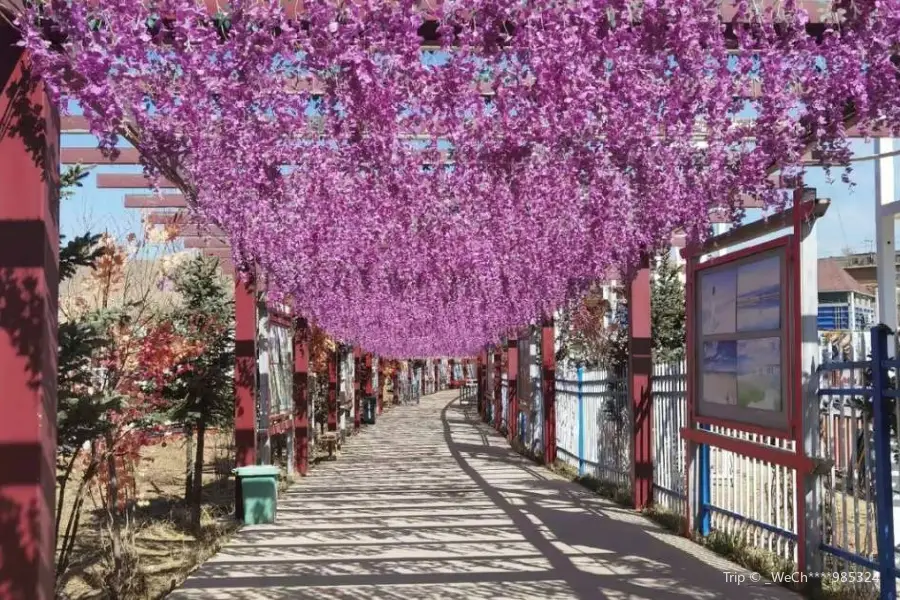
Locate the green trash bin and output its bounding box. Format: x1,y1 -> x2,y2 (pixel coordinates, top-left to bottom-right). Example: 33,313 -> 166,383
362,396 -> 377,424
233,465 -> 280,525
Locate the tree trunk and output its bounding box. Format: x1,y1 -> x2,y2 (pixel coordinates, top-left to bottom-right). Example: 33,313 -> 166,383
103,431 -> 124,575
56,446 -> 98,588
184,424 -> 195,502
190,417 -> 206,532
55,448 -> 82,544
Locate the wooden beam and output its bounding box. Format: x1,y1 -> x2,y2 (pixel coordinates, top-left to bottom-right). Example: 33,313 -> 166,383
201,248 -> 234,261
172,224 -> 226,237
182,236 -> 230,249
143,210 -> 190,224
61,115 -> 89,132
98,174 -> 176,189
123,194 -> 186,208
61,147 -> 141,164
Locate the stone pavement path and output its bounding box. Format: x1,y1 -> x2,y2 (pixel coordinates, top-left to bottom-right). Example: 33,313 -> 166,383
171,391 -> 799,599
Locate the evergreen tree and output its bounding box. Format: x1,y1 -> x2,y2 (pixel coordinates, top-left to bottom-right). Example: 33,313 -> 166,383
651,252 -> 686,362
56,165 -> 116,583
164,255 -> 234,530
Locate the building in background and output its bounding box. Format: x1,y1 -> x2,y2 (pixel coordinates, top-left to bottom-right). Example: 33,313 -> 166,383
818,257 -> 876,362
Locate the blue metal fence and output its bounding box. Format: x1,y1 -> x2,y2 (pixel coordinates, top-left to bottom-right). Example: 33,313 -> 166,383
650,327 -> 897,599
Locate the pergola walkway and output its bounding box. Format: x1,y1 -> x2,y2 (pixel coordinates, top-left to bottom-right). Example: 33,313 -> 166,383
171,391 -> 798,600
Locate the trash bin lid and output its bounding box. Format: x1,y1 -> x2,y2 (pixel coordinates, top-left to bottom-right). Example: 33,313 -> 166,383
232,465 -> 281,477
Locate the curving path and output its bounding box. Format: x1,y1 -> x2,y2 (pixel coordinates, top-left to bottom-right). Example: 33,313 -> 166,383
171,391 -> 799,600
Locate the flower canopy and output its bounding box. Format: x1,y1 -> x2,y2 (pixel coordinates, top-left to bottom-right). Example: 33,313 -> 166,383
20,0 -> 900,357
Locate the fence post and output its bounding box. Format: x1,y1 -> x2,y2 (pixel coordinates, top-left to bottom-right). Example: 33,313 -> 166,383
697,426 -> 711,536
578,366 -> 585,475
542,319 -> 557,465
871,324 -> 897,600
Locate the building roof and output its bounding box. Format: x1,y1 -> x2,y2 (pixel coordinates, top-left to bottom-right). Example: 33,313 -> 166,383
818,258 -> 873,296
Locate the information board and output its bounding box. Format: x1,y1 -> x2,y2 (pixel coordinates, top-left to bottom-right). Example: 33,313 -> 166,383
695,246 -> 789,431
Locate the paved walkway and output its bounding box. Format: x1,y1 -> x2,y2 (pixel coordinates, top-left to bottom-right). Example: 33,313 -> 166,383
171,391 -> 799,600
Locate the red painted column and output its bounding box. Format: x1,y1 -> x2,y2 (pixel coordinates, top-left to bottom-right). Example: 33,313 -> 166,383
541,318 -> 557,465
477,352 -> 486,420
434,362 -> 439,391
393,373 -> 399,406
327,348 -> 339,432
364,353 -> 374,397
376,359 -> 384,414
0,26 -> 59,600
629,256 -> 653,510
234,273 -> 257,467
449,358 -> 455,387
353,347 -> 361,432
507,338 -> 519,442
293,318 -> 310,476
493,348 -> 502,431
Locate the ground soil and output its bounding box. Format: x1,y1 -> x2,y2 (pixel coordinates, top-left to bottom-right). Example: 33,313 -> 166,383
57,429 -> 239,600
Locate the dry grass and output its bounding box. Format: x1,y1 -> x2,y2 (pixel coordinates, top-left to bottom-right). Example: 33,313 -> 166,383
58,430 -> 240,600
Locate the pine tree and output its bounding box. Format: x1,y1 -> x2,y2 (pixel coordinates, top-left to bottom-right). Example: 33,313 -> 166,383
651,252 -> 686,362
164,254 -> 234,530
56,165 -> 116,584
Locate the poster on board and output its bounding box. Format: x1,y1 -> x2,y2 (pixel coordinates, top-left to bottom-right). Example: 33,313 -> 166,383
737,255 -> 781,332
701,269 -> 737,335
736,337 -> 782,412
702,341 -> 737,405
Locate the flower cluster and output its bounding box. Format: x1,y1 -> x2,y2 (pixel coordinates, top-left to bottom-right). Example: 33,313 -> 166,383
20,0 -> 900,357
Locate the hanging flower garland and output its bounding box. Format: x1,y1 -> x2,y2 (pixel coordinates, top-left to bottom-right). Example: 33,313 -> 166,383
19,0 -> 900,357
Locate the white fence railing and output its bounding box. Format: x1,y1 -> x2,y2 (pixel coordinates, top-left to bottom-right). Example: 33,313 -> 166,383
555,366 -> 630,491
483,335 -> 884,586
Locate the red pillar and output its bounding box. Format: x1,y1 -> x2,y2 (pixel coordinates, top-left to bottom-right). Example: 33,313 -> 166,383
353,347 -> 361,431
0,26 -> 59,600
293,318 -> 310,476
364,353 -> 374,396
493,348 -> 502,431
234,273 -> 257,467
393,372 -> 399,406
629,257 -> 653,510
376,359 -> 384,414
477,352 -> 486,420
327,348 -> 338,432
448,358 -> 455,387
507,338 -> 518,442
541,319 -> 557,465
